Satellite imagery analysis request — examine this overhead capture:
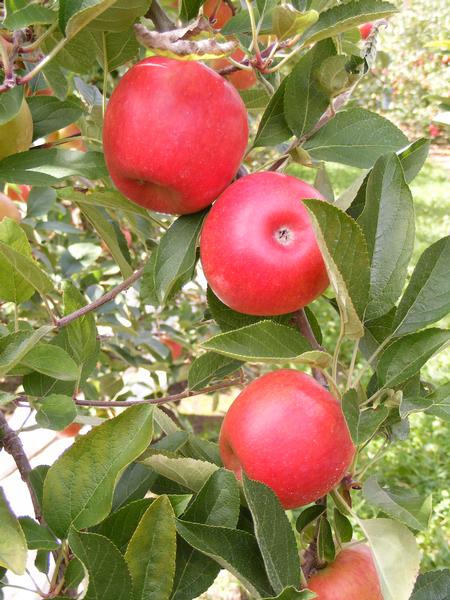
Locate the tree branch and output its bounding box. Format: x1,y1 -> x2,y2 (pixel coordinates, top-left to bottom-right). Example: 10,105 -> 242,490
0,410 -> 41,520
145,0 -> 176,32
55,267 -> 144,328
292,309 -> 328,388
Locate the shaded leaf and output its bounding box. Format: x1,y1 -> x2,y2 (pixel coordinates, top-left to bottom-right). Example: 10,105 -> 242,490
141,454 -> 219,493
411,569 -> 450,600
0,488 -> 27,575
188,352 -> 242,391
35,394 -> 77,431
254,78 -> 292,147
28,96 -> 84,141
17,517 -> 58,551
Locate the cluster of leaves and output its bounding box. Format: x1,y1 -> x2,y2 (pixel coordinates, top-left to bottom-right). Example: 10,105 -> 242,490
0,0 -> 449,599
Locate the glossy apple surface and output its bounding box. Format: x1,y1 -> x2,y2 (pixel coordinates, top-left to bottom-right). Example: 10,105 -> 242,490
359,22 -> 374,39
0,193 -> 21,222
307,544 -> 383,600
103,56 -> 248,215
200,172 -> 328,315
0,99 -> 33,161
213,48 -> 257,90
219,370 -> 355,508
203,0 -> 233,28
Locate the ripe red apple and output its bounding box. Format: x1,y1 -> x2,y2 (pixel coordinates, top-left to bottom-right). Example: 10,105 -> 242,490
307,544 -> 382,600
359,23 -> 374,39
428,123 -> 441,138
0,192 -> 21,222
213,48 -> 257,90
160,334 -> 183,360
57,423 -> 83,438
4,184 -> 31,202
200,172 -> 328,316
103,57 -> 248,216
219,370 -> 355,508
203,0 -> 233,29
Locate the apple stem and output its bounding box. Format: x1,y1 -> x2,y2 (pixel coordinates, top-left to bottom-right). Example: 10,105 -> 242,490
292,309 -> 328,388
145,0 -> 176,32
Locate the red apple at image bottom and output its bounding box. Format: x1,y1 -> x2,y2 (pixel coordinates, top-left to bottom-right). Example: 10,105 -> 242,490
219,370 -> 355,508
200,172 -> 329,316
103,56 -> 248,215
307,544 -> 383,600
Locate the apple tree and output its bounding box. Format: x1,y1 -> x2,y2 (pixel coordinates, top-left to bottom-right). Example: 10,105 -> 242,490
0,0 -> 449,599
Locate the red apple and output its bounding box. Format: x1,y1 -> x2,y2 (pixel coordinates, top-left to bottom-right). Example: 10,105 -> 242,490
46,124 -> 86,152
5,184 -> 31,202
307,544 -> 382,600
203,0 -> 233,29
213,48 -> 257,90
219,370 -> 355,508
359,23 -> 374,39
0,192 -> 21,222
200,172 -> 328,316
160,334 -> 183,360
57,423 -> 83,438
428,123 -> 441,138
103,57 -> 248,215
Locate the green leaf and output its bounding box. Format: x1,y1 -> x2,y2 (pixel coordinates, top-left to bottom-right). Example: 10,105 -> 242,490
398,139 -> 430,184
59,187 -> 151,219
411,569 -> 450,600
254,78 -> 292,147
112,464 -> 159,511
0,488 -> 27,575
240,89 -> 270,113
358,518 -> 420,600
0,86 -> 24,126
303,109 -> 409,168
188,352 -> 242,391
400,383 -> 450,422
43,405 -> 154,538
377,329 -> 450,389
317,516 -> 335,563
21,344 -> 79,381
176,521 -> 274,598
0,218 -> 35,303
342,389 -> 388,444
150,211 -> 206,306
3,3 -> 56,29
300,0 -> 397,44
92,498 -> 153,552
272,6 -> 318,40
180,0 -> 202,21
29,465 -> 50,509
183,469 -> 240,528
0,326 -> 54,378
125,496 -> 176,600
202,321 -> 331,367
79,204 -> 133,277
28,96 -> 83,141
26,187 -> 57,218
59,281 -> 99,382
35,394 -> 77,431
296,505 -> 326,533
243,475 -> 300,594
303,199 -> 370,339
262,589 -> 317,600
17,517 -> 58,551
333,509 -> 353,544
363,477 -> 432,531
0,149 -> 107,186
172,470 -> 240,598
206,287 -> 293,332
88,0 -> 151,31
94,30 -> 139,72
393,236 -> 450,336
59,0 -> 117,37
358,153 -> 415,320
42,30 -> 98,74
140,454 -> 219,493
68,530 -> 133,600
284,39 -> 336,138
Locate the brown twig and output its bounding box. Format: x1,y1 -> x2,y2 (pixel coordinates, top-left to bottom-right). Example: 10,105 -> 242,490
55,267 -> 144,328
145,0 -> 176,32
0,410 -> 41,520
292,309 -> 328,388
